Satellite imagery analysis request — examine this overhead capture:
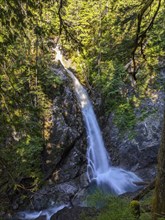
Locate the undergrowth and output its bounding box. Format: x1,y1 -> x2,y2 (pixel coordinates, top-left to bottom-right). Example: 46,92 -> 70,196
82,190 -> 153,220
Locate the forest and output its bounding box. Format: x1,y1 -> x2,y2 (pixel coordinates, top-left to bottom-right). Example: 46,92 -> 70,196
0,0 -> 165,219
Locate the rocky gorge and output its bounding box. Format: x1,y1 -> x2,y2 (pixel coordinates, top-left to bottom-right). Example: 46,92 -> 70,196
9,63 -> 165,220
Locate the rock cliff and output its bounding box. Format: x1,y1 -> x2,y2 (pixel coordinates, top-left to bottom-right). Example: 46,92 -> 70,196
31,64 -> 88,210
19,66 -> 165,215
102,68 -> 165,181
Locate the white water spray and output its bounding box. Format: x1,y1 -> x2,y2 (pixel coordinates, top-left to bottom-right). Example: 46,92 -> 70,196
55,47 -> 142,195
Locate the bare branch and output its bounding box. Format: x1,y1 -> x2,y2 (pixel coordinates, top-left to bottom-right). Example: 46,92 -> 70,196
131,0 -> 161,80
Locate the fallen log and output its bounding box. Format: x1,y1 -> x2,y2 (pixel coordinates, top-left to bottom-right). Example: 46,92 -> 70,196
133,181 -> 149,186
132,179 -> 155,201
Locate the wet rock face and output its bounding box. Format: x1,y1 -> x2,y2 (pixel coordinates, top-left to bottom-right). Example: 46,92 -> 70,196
31,181 -> 78,210
30,177 -> 89,210
103,69 -> 165,181
43,65 -> 87,181
31,65 -> 88,210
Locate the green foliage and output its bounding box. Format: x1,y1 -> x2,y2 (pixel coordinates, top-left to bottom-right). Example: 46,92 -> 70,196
86,190 -> 135,220
16,135 -> 43,176
59,0 -> 164,133
84,190 -> 155,220
0,0 -> 62,211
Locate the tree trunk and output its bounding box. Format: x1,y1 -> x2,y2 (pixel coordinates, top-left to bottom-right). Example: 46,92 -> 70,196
153,110 -> 165,219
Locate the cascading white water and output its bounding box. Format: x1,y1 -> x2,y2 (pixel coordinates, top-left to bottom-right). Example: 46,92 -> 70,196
55,47 -> 142,195
16,205 -> 66,220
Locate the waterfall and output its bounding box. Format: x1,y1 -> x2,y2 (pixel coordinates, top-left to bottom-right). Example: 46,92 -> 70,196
55,47 -> 142,195
15,48 -> 142,220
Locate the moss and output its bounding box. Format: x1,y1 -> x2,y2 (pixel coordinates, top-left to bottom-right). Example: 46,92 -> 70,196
130,200 -> 140,218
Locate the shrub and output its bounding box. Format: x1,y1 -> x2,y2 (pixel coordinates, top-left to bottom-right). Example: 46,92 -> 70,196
86,190 -> 135,220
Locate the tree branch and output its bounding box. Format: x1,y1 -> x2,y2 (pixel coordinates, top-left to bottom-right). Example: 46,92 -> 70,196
131,0 -> 161,80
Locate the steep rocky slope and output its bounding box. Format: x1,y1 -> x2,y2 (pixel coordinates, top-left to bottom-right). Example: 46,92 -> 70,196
30,64 -> 88,210
102,69 -> 165,181
11,66 -> 164,219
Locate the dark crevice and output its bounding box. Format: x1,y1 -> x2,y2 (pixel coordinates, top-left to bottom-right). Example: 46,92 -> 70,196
43,131 -> 85,181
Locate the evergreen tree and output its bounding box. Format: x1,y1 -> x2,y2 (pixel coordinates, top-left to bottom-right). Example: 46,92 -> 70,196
0,0 -> 61,211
